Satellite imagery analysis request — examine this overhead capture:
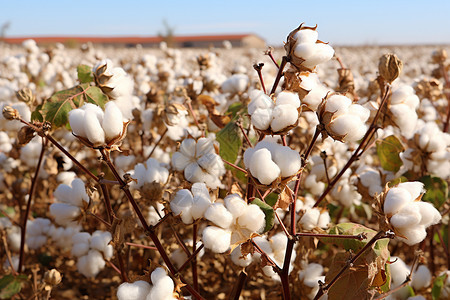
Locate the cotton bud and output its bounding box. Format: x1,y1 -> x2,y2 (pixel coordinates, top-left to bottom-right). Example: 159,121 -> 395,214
44,269 -> 62,286
317,94 -> 370,143
431,49 -> 447,64
2,105 -> 20,120
378,54 -> 403,83
379,181 -> 442,245
15,87 -> 35,104
285,25 -> 335,71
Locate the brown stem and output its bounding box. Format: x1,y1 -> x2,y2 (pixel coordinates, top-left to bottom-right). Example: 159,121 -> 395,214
253,63 -> 266,94
88,212 -> 112,228
192,223 -> 199,292
107,260 -> 122,275
237,122 -> 253,147
99,182 -> 114,223
280,237 -> 295,300
178,244 -> 205,272
296,232 -> 367,240
222,159 -> 248,174
117,252 -> 129,282
184,97 -> 204,137
99,148 -> 204,299
251,239 -> 281,272
147,127 -> 168,159
270,56 -> 288,95
265,47 -> 280,69
125,242 -> 157,250
2,233 -> 18,276
229,271 -> 247,300
18,137 -> 46,273
275,211 -> 290,237
313,231 -> 393,300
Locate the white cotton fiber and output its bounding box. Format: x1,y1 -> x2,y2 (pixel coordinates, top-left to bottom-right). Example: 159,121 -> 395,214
224,194 -> 247,219
397,182 -> 424,200
170,189 -> 194,224
299,208 -> 320,230
50,203 -> 80,226
202,226 -> 231,253
151,267 -> 168,284
383,187 -> 413,215
271,145 -> 301,177
76,249 -> 106,278
270,104 -> 298,132
411,265 -> 432,290
276,91 -> 300,108
251,108 -> 273,130
117,281 -> 151,300
396,225 -> 427,246
68,109 -> 86,137
238,204 -> 265,232
83,109 -> 105,146
231,247 -> 252,267
248,148 -> 281,185
389,204 -> 422,228
204,203 -> 233,229
148,276 -> 174,300
416,202 -> 441,227
102,101 -> 123,141
294,29 -> 318,44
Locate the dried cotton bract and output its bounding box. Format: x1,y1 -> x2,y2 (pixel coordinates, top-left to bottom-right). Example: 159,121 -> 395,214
379,182 -> 441,245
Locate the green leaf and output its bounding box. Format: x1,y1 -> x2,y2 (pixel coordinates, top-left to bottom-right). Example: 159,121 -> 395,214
376,135 -> 404,172
251,198 -> 274,232
42,84 -> 108,128
388,176 -> 408,187
216,121 -> 242,164
419,175 -> 448,209
31,104 -> 43,122
264,193 -> 279,207
226,102 -> 244,118
0,275 -> 25,299
432,272 -> 448,300
77,64 -> 94,83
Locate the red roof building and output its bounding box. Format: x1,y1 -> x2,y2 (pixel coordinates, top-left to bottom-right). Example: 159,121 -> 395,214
3,34 -> 266,48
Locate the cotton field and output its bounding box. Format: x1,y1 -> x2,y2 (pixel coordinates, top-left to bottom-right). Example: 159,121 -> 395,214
0,24 -> 449,299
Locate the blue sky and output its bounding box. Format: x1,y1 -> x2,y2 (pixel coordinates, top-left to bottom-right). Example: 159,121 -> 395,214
1,0 -> 449,46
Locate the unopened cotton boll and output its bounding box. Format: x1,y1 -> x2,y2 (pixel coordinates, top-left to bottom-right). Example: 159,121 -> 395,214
117,281 -> 151,300
202,226 -> 231,253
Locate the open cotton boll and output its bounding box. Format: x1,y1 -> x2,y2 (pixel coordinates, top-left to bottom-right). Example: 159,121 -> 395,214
102,101 -> 123,141
395,225 -> 427,246
270,104 -> 298,132
71,232 -> 91,257
237,204 -> 265,233
205,203 -> 233,229
411,265 -> 432,290
184,162 -> 207,184
148,276 -> 175,300
271,145 -> 301,177
224,194 -> 248,219
221,74 -> 249,94
416,202 -> 442,226
117,281 -> 151,300
70,178 -> 89,206
383,187 -> 414,216
397,182 -> 425,200
248,148 -> 281,185
151,267 -> 168,285
247,92 -> 274,115
83,109 -> 105,146
69,109 -> 87,138
202,226 -> 231,253
389,204 -> 422,228
330,114 -> 366,141
90,231 -> 112,254
170,189 -> 194,224
76,249 -> 106,278
231,247 -> 253,267
49,203 -> 81,226
190,183 -> 212,220
325,94 -> 352,113
294,29 -> 318,44
299,208 -> 320,230
251,108 -> 273,130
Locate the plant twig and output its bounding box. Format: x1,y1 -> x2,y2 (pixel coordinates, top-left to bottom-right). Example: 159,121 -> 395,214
270,56 -> 288,95
253,63 -> 266,94
229,271 -> 247,300
18,136 -> 46,273
2,233 -> 18,276
147,127 -> 168,159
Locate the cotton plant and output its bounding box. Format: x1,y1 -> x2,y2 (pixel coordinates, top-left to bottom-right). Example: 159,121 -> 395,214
297,195 -> 331,230
116,267 -> 176,300
68,102 -> 128,148
243,139 -> 301,185
316,93 -> 370,143
387,85 -> 420,139
297,72 -> 331,110
71,230 -> 113,278
247,90 -> 301,133
49,178 -> 90,227
171,136 -> 225,189
129,157 -> 169,190
26,218 -> 51,250
377,181 -> 442,245
170,182 -> 212,224
399,121 -> 450,179
298,262 -> 326,299
201,193 -> 266,254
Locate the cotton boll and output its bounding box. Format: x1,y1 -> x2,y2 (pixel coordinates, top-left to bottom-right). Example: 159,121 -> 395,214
270,104 -> 298,132
70,178 -> 89,206
171,152 -> 192,171
294,29 -> 318,44
384,187 -> 414,216
221,74 -> 249,94
90,231 -> 112,253
251,108 -> 273,130
237,204 -> 265,233
411,265 -> 432,290
231,247 -> 253,267
77,250 -> 106,278
204,203 -> 233,228
191,191 -> 211,220
69,109 -> 87,138
170,189 -> 194,224
390,204 -> 422,228
271,145 -> 301,177
202,226 -> 231,253
151,267 -> 168,284
317,212 -> 330,229
416,202 -> 441,226
397,182 -> 425,200
102,102 -> 123,141
248,148 -> 281,185
84,109 -> 105,146
184,162 -> 207,184
390,257 -> 410,287
148,276 -> 174,299
117,281 -> 151,300
224,194 -> 247,219
248,92 -> 274,115
325,94 -> 352,113
50,203 -> 81,226
396,225 -> 427,246
299,208 -> 320,230
330,114 -> 365,141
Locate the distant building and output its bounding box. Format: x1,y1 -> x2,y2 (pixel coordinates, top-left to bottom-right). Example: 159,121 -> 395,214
3,34 -> 266,48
